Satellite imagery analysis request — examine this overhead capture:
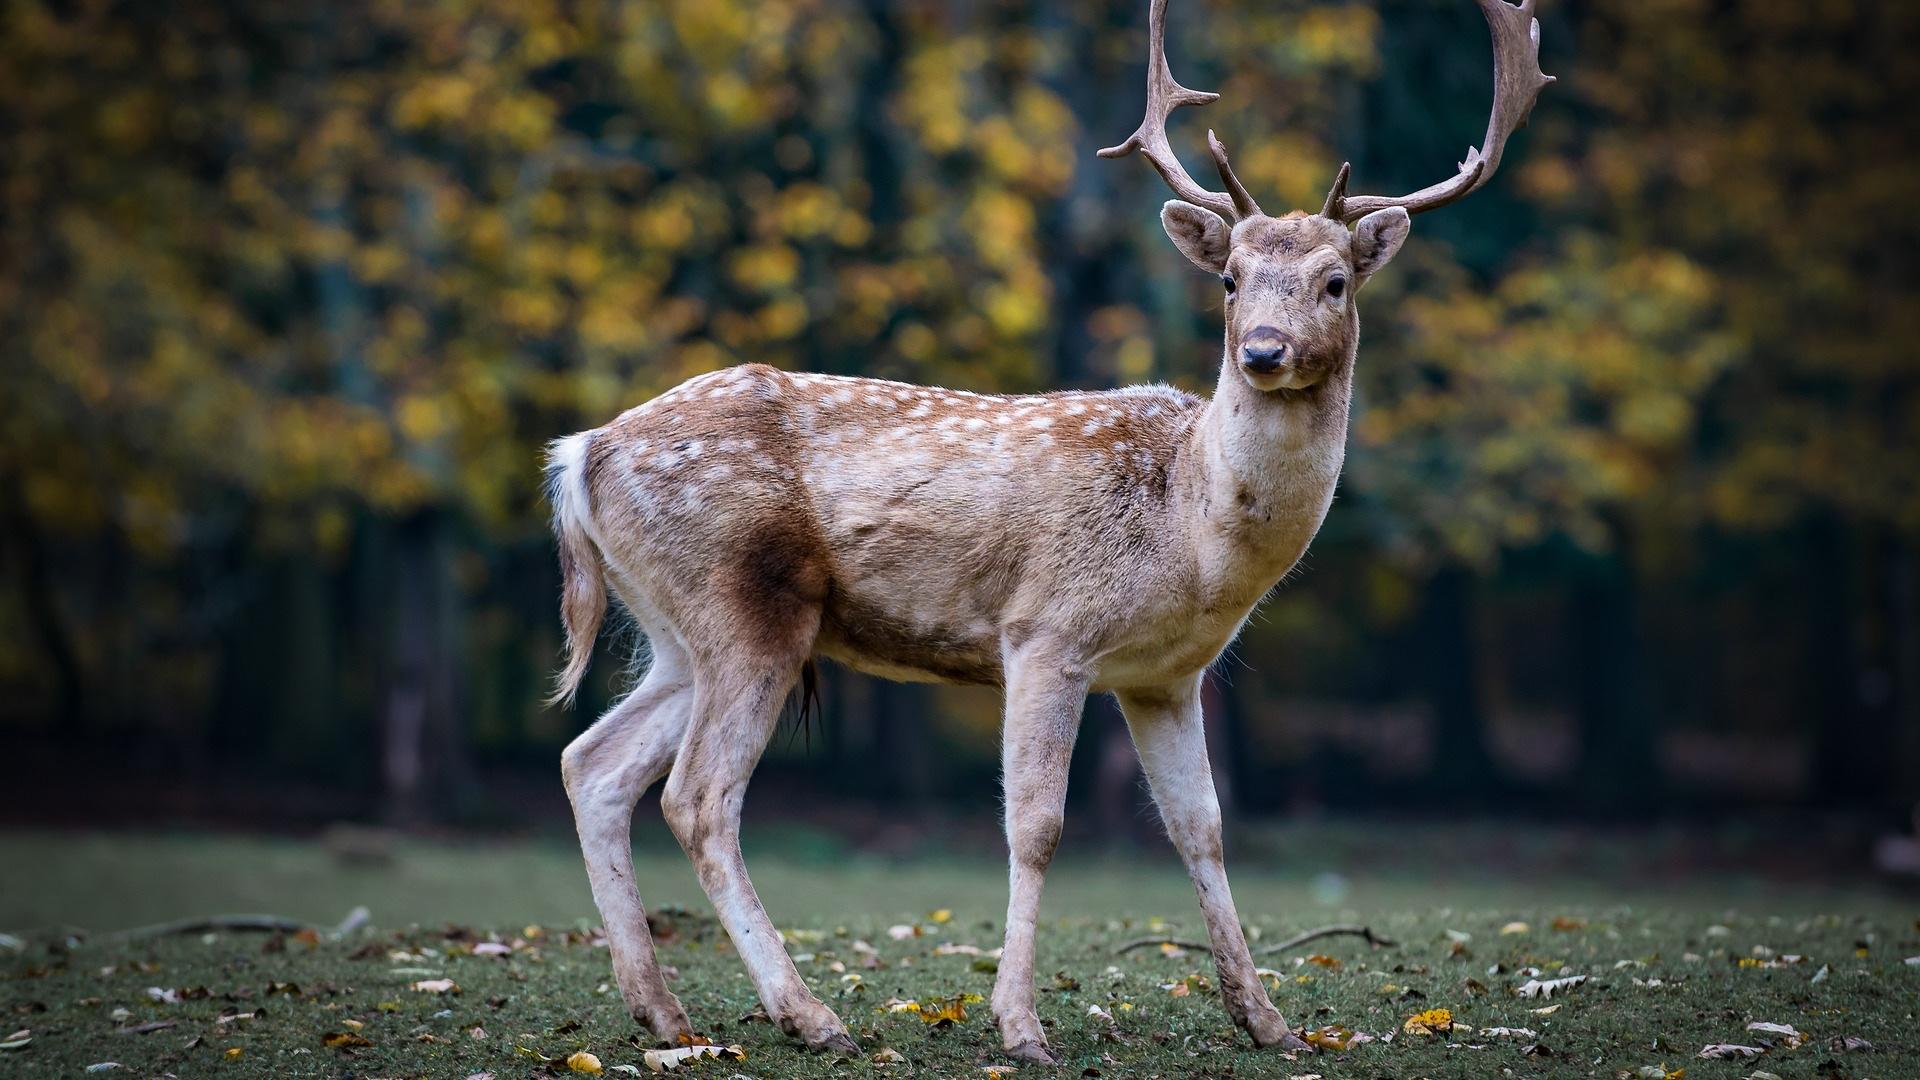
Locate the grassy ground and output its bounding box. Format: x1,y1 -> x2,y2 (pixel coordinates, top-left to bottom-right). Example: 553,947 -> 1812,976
3,828 -> 1916,1077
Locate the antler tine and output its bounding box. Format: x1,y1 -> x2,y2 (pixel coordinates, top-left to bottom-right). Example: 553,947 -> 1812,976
1326,0 -> 1554,223
1099,0 -> 1254,222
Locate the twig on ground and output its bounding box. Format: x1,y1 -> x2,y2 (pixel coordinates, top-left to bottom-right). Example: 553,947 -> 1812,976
1115,923 -> 1395,957
1255,924 -> 1394,955
102,906 -> 371,944
1114,936 -> 1213,955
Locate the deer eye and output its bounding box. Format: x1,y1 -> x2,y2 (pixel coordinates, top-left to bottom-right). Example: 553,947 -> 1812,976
1221,274 -> 1236,295
1326,274 -> 1347,299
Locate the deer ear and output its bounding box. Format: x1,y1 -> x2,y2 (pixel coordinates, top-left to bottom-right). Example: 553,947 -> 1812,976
1351,207 -> 1410,279
1160,201 -> 1230,274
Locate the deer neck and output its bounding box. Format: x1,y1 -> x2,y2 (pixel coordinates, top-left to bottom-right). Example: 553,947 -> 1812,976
1181,361 -> 1352,595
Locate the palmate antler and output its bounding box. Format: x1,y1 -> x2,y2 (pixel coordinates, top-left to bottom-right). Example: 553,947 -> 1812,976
1104,0 -> 1555,226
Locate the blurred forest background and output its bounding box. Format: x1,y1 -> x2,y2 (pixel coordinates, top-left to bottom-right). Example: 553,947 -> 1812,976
2,0 -> 1917,841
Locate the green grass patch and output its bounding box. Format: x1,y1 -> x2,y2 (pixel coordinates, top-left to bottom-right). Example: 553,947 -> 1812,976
4,827 -> 1916,1077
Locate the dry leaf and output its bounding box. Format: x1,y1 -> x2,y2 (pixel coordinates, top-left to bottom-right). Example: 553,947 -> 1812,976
872,1047 -> 906,1066
1696,1044 -> 1762,1059
1403,1008 -> 1454,1036
1745,1021 -> 1803,1049
566,1050 -> 604,1074
1531,1003 -> 1563,1016
1302,1024 -> 1356,1051
1500,922 -> 1530,936
641,1044 -> 745,1072
1,1030 -> 31,1051
1516,975 -> 1587,998
322,1031 -> 373,1049
410,978 -> 460,994
1481,1026 -> 1537,1039
919,992 -> 982,1025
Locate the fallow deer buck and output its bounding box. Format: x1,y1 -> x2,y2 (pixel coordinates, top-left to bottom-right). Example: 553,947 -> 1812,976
550,0 -> 1550,1062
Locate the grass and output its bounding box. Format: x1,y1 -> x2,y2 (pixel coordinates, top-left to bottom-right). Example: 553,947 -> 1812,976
3,827 -> 1916,1077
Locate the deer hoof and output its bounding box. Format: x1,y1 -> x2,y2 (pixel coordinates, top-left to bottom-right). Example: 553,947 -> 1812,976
1245,1007 -> 1301,1050
1006,1039 -> 1062,1066
811,1031 -> 861,1056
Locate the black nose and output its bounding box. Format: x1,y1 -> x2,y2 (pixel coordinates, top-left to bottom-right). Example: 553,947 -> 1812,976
1241,329 -> 1290,374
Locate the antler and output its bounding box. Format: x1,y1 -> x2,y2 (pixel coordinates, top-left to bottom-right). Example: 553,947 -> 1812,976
1099,0 -> 1261,221
1324,0 -> 1554,223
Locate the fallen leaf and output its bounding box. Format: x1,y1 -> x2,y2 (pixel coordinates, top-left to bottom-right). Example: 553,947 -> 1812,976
1829,1035 -> 1873,1052
223,1047 -> 243,1060
1500,922 -> 1530,936
920,992 -> 982,1025
473,942 -> 513,957
1302,954 -> 1342,970
1302,1024 -> 1356,1051
411,979 -> 460,994
872,1047 -> 906,1066
1697,1044 -> 1762,1059
641,1044 -> 745,1072
85,1064 -> 123,1073
1551,916 -> 1588,931
1745,1021 -> 1803,1049
1,1030 -> 30,1051
1516,975 -> 1587,998
114,1021 -> 176,1035
981,1067 -> 1016,1079
929,909 -> 952,924
1531,1004 -> 1562,1016
1403,1008 -> 1454,1036
886,925 -> 918,941
322,1032 -> 374,1049
566,1050 -> 604,1074
1481,1026 -> 1537,1039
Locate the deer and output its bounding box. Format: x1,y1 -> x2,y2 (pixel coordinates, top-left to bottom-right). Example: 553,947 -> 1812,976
549,0 -> 1550,1063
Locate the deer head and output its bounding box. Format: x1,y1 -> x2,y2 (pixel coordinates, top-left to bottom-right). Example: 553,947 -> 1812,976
1101,0 -> 1554,393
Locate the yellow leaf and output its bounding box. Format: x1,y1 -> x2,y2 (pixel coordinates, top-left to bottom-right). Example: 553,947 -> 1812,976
1500,922 -> 1531,935
322,1032 -> 373,1049
1403,1008 -> 1455,1037
928,909 -> 952,925
565,1050 -> 604,1075
224,1047 -> 243,1060
1303,1024 -> 1356,1051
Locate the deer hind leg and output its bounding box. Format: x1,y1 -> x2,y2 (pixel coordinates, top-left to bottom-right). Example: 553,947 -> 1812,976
660,611 -> 856,1055
561,634 -> 696,1041
990,644 -> 1090,1066
1118,678 -> 1307,1050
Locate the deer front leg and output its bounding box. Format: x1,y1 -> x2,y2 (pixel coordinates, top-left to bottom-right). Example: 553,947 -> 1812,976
991,645 -> 1089,1066
1118,678 -> 1307,1050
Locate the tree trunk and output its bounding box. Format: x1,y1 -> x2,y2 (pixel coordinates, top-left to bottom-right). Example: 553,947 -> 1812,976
1420,565 -> 1495,799
1573,545 -> 1657,813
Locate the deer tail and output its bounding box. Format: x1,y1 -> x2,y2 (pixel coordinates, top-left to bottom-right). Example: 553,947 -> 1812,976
545,430 -> 606,708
